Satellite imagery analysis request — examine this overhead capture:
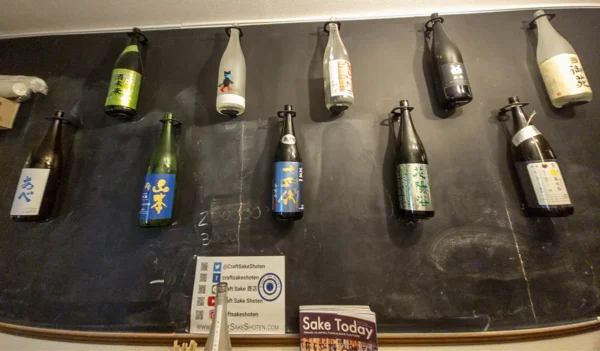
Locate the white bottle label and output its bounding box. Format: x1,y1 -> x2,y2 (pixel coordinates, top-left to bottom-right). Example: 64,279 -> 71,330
281,134 -> 296,144
539,54 -> 592,104
396,163 -> 433,211
512,125 -> 541,147
527,161 -> 571,206
10,168 -> 51,216
211,304 -> 223,351
329,59 -> 354,98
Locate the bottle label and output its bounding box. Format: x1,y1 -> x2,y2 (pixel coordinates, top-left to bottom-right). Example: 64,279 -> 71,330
121,44 -> 139,55
440,62 -> 470,88
396,163 -> 433,211
139,174 -> 176,221
515,161 -> 571,206
210,304 -> 224,351
539,54 -> 592,103
218,70 -> 235,94
329,59 -> 354,98
512,125 -> 541,146
272,161 -> 303,213
10,168 -> 51,216
281,134 -> 296,145
105,68 -> 142,109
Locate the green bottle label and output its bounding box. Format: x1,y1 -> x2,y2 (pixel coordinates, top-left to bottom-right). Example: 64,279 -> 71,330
105,68 -> 142,109
121,45 -> 139,55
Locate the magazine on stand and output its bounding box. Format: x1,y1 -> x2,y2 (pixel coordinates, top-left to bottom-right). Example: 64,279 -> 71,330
299,305 -> 378,351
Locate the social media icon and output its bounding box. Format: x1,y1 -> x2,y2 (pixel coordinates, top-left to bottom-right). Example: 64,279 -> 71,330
209,309 -> 215,320
213,262 -> 222,272
208,296 -> 216,306
212,273 -> 221,283
211,284 -> 218,294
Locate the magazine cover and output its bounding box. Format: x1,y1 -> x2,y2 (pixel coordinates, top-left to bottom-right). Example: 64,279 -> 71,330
299,306 -> 378,351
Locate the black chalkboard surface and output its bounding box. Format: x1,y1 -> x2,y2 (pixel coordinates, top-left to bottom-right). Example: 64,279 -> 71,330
0,8 -> 599,335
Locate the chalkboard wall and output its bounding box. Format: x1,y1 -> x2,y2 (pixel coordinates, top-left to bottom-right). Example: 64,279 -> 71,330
0,8 -> 599,334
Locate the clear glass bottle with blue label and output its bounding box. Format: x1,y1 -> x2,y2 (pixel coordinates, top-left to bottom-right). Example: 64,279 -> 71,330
272,105 -> 304,221
139,113 -> 181,227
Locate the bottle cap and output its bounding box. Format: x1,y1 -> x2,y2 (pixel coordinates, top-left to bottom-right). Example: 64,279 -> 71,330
533,10 -> 545,18
431,13 -> 440,19
508,96 -> 520,104
399,100 -> 410,107
323,21 -> 342,34
54,110 -> 65,118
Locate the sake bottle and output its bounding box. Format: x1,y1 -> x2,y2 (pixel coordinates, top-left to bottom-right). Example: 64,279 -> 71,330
105,27 -> 148,119
501,96 -> 573,217
204,283 -> 232,351
272,105 -> 304,221
427,13 -> 473,109
323,22 -> 354,113
392,100 -> 434,219
139,113 -> 180,227
216,26 -> 246,117
532,10 -> 592,108
11,111 -> 71,221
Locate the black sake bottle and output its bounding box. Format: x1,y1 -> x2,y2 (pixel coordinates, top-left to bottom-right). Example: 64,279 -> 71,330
272,105 -> 304,221
10,111 -> 71,221
105,27 -> 148,118
500,96 -> 573,217
392,100 -> 434,219
427,13 -> 473,109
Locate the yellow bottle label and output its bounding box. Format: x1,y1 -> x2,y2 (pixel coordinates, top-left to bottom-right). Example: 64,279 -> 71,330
539,54 -> 592,105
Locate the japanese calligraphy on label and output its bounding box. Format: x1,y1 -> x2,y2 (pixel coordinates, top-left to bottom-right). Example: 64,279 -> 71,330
329,59 -> 354,98
440,62 -> 470,88
272,161 -> 303,213
105,68 -> 142,109
516,161 -> 571,207
396,163 -> 433,211
512,125 -> 541,147
139,174 -> 176,220
10,168 -> 50,216
539,54 -> 592,101
190,256 -> 285,335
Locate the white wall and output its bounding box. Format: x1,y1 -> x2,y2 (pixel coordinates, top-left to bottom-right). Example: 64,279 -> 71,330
2,330 -> 600,350
1,0 -> 600,38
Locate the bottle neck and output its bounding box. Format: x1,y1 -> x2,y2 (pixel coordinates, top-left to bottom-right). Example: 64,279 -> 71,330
400,109 -> 417,138
511,106 -> 529,131
226,29 -> 241,51
128,34 -> 140,47
535,16 -> 557,38
282,115 -> 295,136
37,119 -> 61,154
326,23 -> 344,52
432,20 -> 450,41
158,117 -> 173,150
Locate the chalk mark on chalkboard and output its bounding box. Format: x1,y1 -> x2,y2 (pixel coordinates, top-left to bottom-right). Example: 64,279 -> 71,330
150,280 -> 165,284
501,187 -> 538,322
197,211 -> 209,227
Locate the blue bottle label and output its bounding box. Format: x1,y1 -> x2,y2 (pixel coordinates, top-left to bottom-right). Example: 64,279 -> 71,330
139,174 -> 176,221
272,161 -> 303,213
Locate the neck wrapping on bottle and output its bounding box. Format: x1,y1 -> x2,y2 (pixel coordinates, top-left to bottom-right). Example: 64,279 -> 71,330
283,114 -> 294,136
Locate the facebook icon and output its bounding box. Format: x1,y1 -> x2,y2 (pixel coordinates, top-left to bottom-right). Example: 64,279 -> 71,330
212,273 -> 221,283
213,262 -> 222,272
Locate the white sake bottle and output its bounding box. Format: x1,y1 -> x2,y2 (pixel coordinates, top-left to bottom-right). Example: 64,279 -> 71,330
216,26 -> 246,117
323,22 -> 354,113
533,10 -> 592,108
204,283 -> 232,351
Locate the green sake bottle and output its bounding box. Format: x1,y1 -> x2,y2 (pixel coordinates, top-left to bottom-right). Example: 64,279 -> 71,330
105,27 -> 148,119
139,113 -> 180,227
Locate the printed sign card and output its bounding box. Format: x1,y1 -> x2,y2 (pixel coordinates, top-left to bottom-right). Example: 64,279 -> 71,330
190,256 -> 285,334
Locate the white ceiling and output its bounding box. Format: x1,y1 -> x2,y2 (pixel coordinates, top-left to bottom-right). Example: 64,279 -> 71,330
1,0 -> 599,38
